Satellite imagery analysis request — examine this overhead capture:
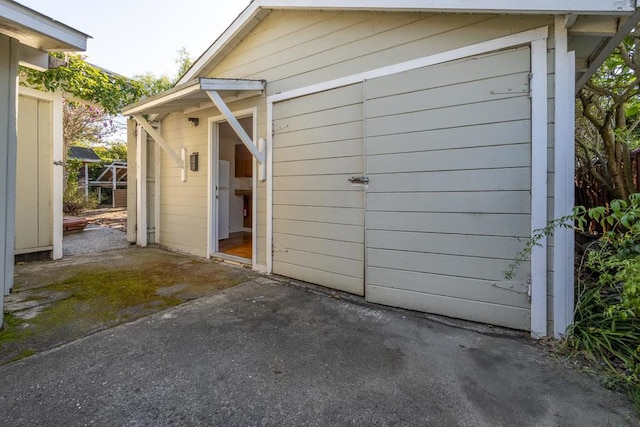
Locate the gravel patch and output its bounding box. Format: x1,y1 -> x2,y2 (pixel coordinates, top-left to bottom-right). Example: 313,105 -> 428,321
63,226 -> 131,257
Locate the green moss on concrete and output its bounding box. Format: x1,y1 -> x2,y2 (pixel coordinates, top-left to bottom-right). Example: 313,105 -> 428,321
1,248 -> 255,365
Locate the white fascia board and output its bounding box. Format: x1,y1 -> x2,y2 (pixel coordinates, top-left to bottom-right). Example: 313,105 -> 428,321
122,81 -> 201,115
0,0 -> 88,51
261,0 -> 635,14
199,78 -> 265,92
179,2 -> 262,84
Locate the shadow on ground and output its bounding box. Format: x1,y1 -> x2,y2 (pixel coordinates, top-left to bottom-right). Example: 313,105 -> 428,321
2,247 -> 257,364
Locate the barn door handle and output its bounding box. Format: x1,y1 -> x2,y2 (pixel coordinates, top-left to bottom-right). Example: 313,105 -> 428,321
348,176 -> 369,184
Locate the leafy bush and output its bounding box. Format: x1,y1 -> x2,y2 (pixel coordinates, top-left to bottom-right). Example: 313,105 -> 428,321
63,159 -> 98,216
507,194 -> 640,410
567,196 -> 640,407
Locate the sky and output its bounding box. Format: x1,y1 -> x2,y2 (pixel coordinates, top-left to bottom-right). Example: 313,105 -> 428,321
18,0 -> 251,78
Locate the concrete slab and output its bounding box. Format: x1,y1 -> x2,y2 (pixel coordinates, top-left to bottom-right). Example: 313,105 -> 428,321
0,280 -> 637,426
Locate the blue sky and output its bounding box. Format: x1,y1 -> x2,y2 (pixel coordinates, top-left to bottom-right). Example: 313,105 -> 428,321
18,0 -> 250,78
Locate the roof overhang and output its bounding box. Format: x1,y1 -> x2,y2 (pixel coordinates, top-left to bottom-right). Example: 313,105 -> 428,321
0,0 -> 89,52
179,0 -> 639,85
122,78 -> 266,116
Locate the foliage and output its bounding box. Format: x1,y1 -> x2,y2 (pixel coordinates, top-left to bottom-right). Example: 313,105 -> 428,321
20,54 -> 145,114
506,195 -> 640,410
577,32 -> 640,200
134,73 -> 174,98
92,141 -> 127,163
63,159 -> 98,215
133,48 -> 194,97
63,100 -> 116,146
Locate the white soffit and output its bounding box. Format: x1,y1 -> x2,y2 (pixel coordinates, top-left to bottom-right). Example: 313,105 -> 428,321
0,0 -> 89,51
122,78 -> 266,116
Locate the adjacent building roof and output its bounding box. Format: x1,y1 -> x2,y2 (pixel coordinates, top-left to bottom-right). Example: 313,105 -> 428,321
0,0 -> 89,51
68,146 -> 101,163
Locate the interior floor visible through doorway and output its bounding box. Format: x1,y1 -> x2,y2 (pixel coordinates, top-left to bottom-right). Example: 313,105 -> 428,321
219,231 -> 252,260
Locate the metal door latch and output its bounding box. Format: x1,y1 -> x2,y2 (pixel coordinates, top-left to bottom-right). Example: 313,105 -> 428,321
348,176 -> 369,184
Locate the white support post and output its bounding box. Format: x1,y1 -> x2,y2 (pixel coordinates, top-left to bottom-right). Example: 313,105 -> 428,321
84,163 -> 89,201
112,163 -> 116,208
136,124 -> 148,247
266,102 -> 274,274
530,37 -> 549,339
554,16 -> 576,337
51,90 -> 63,260
2,37 -> 18,301
205,90 -> 265,164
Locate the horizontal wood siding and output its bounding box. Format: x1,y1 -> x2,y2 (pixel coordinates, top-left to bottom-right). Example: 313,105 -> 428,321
158,97 -> 267,261
272,84 -> 365,295
364,47 -> 532,330
15,95 -> 52,253
208,11 -> 551,97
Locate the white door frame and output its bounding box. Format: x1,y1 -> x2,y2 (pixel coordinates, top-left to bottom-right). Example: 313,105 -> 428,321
208,107 -> 258,265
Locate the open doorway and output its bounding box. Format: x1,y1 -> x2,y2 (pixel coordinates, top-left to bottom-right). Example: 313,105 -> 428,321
211,115 -> 254,262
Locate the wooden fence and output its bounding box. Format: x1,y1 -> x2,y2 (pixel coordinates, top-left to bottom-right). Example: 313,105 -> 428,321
575,148 -> 640,210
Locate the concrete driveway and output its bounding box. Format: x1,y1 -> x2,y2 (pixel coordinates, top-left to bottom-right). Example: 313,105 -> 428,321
0,278 -> 636,426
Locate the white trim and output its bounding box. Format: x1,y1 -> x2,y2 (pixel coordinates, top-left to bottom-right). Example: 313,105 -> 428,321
123,83 -> 200,116
251,110 -> 259,271
205,90 -> 265,164
18,85 -> 53,101
206,119 -> 214,258
200,78 -> 265,92
154,137 -> 161,244
51,90 -> 63,260
268,27 -> 549,103
132,114 -> 184,169
2,37 -> 19,298
554,17 -> 576,337
136,125 -> 148,247
0,0 -> 88,51
181,148 -> 187,182
207,107 -> 258,266
530,37 -> 549,339
258,0 -> 634,14
266,101 -> 274,274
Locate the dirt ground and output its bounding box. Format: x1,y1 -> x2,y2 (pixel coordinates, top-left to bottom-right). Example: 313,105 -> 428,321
82,207 -> 127,231
2,247 -> 258,365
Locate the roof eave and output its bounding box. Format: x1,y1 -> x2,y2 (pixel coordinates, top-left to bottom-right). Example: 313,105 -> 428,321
0,0 -> 90,51
178,0 -> 638,85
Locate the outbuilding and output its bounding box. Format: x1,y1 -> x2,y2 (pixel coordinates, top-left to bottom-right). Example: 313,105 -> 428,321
124,0 -> 640,338
0,0 -> 88,326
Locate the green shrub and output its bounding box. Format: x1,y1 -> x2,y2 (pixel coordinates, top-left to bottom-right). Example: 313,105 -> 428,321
507,194 -> 640,410
63,159 -> 98,216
